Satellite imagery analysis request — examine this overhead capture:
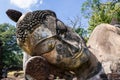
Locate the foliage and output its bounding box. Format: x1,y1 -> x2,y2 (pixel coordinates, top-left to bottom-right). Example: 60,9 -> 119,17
0,23 -> 22,68
75,28 -> 87,37
81,0 -> 101,18
75,28 -> 88,42
68,16 -> 88,41
81,0 -> 120,33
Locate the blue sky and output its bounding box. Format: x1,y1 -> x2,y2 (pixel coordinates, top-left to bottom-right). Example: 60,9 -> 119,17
0,0 -> 87,28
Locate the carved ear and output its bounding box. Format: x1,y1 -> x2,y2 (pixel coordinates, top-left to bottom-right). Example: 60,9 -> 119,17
6,9 -> 22,22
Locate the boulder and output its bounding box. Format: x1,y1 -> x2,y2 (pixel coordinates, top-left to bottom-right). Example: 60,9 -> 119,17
87,23 -> 120,73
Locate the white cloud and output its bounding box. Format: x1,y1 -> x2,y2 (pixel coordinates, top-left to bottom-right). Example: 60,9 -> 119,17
10,0 -> 43,9
39,0 -> 43,4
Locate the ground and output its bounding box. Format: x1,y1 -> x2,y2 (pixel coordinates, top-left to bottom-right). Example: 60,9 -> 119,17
1,71 -> 24,80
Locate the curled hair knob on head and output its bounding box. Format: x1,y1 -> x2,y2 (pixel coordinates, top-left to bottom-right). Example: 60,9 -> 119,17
6,9 -> 22,22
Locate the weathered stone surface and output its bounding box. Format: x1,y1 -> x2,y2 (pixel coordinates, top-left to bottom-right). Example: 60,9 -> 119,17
87,23 -> 120,73
24,56 -> 74,80
11,9 -> 90,70
6,9 -> 107,80
23,52 -> 31,71
6,9 -> 22,22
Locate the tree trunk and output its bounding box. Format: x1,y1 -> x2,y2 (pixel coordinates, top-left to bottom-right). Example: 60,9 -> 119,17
110,18 -> 120,25
0,40 -> 3,79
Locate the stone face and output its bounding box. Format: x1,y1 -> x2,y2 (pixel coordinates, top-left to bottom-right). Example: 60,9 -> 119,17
6,9 -> 107,80
14,10 -> 90,70
87,23 -> 120,73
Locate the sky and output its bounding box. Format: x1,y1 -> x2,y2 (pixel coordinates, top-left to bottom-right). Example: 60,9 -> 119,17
0,0 -> 88,28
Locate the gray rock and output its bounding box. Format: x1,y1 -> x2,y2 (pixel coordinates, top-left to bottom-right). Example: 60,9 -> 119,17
87,23 -> 120,73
